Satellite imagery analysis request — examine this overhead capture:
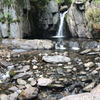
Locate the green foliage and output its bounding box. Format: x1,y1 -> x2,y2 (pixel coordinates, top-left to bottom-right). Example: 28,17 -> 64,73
0,13 -> 12,24
93,0 -> 100,4
86,6 -> 100,33
0,0 -> 13,6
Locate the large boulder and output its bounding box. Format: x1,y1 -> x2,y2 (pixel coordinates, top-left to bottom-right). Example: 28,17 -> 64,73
60,92 -> 100,100
60,5 -> 68,13
66,0 -> 100,38
2,39 -> 54,50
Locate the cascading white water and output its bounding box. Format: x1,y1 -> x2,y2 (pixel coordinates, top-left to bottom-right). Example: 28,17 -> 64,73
53,10 -> 68,38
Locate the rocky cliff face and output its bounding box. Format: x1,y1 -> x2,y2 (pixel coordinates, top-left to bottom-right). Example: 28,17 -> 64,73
36,0 -> 59,37
67,0 -> 100,38
0,0 -> 60,39
0,0 -> 31,39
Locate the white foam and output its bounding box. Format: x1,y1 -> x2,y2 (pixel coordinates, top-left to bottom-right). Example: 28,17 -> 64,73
72,47 -> 80,50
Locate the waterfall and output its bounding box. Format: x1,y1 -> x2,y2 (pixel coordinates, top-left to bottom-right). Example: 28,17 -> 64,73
54,10 -> 68,38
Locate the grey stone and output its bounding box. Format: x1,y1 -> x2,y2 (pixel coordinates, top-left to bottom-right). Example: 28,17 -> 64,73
1,22 -> 8,38
80,49 -> 91,54
19,87 -> 38,100
12,49 -> 28,54
47,0 -> 58,13
91,84 -> 100,93
96,63 -> 100,67
2,39 -> 54,50
0,94 -> 9,100
1,61 -> 12,67
9,86 -> 19,92
30,80 -> 36,86
64,65 -> 73,69
84,62 -> 94,68
25,84 -> 32,88
17,79 -> 27,85
37,78 -> 52,86
83,82 -> 96,92
77,24 -> 86,37
60,92 -> 100,100
53,13 -> 59,24
90,70 -> 98,75
9,92 -> 19,100
57,68 -> 64,75
15,65 -> 30,73
93,48 -> 100,52
13,71 -> 33,79
60,5 -> 68,12
42,55 -> 71,63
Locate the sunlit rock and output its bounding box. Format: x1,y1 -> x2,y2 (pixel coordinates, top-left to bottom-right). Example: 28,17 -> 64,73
42,55 -> 71,63
19,87 -> 38,100
83,82 -> 96,92
37,78 -> 52,86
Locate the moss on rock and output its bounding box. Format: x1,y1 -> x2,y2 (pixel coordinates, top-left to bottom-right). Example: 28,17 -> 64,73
9,70 -> 16,77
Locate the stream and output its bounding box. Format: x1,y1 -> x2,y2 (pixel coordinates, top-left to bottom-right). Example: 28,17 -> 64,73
0,38 -> 100,100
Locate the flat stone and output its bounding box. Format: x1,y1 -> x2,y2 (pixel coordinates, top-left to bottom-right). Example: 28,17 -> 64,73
2,39 -> 54,50
12,49 -> 28,54
90,70 -> 98,75
25,84 -> 32,88
79,71 -> 87,75
84,62 -> 94,68
9,92 -> 19,100
91,84 -> 100,93
93,48 -> 100,52
96,63 -> 100,67
83,82 -> 96,92
37,78 -> 52,86
42,55 -> 71,63
15,65 -> 30,73
1,61 -> 12,67
57,68 -> 64,75
19,87 -> 38,100
60,92 -> 100,100
80,49 -> 91,54
87,52 -> 100,55
0,94 -> 9,100
13,72 -> 33,79
17,79 -> 27,85
64,65 -> 73,69
9,86 -> 19,92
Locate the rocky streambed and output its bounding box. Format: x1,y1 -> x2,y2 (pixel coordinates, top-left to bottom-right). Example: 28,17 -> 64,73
0,39 -> 100,100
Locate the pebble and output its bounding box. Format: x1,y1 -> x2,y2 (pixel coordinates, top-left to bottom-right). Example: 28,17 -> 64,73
66,69 -> 72,73
17,79 -> 27,85
33,65 -> 38,69
64,65 -> 73,69
84,62 -> 95,68
37,78 -> 52,86
30,80 -> 36,86
79,71 -> 87,75
72,67 -> 77,71
25,84 -> 32,88
90,70 -> 98,75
